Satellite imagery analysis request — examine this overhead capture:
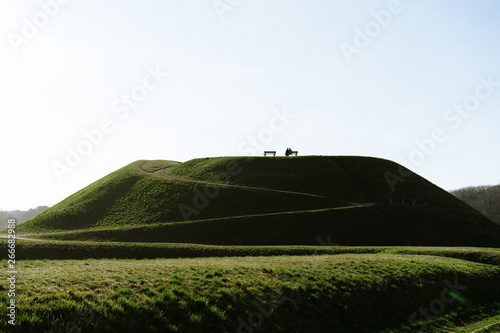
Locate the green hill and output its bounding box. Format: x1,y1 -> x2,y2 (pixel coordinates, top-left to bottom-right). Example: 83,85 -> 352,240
16,156 -> 500,246
168,156 -> 468,206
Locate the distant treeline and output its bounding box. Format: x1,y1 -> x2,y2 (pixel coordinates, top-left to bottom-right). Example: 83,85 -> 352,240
451,185 -> 500,225
0,206 -> 50,229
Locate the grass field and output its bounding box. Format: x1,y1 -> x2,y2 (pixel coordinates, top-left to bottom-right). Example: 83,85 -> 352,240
2,238 -> 500,263
1,250 -> 500,332
3,156 -> 500,332
454,314 -> 500,332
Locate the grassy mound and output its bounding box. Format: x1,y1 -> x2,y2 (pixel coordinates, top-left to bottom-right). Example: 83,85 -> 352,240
13,156 -> 500,247
168,156 -> 470,207
1,252 -> 499,332
18,160 -> 341,233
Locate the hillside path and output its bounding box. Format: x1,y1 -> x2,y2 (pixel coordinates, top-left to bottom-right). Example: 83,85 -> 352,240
0,235 -> 42,241
138,162 -> 383,208
140,162 -> 350,202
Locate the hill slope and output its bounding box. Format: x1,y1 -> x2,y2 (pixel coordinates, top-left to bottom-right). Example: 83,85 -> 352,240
168,156 -> 469,207
16,156 -> 500,246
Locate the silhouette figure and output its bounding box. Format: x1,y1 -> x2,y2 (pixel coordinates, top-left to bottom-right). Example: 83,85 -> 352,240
285,148 -> 291,156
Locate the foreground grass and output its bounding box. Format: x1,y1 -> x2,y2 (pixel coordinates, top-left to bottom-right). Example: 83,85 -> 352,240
454,313 -> 500,332
1,254 -> 499,332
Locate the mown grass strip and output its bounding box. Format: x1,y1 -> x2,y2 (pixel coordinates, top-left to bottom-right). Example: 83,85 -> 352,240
1,239 -> 499,265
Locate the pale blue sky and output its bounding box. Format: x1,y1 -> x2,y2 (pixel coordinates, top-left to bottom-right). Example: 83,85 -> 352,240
1,0 -> 499,210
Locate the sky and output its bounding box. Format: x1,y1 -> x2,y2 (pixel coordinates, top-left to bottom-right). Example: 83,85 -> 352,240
1,0 -> 499,210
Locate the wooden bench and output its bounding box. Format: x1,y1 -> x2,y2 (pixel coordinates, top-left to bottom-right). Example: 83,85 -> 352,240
264,151 -> 276,156
289,151 -> 298,156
